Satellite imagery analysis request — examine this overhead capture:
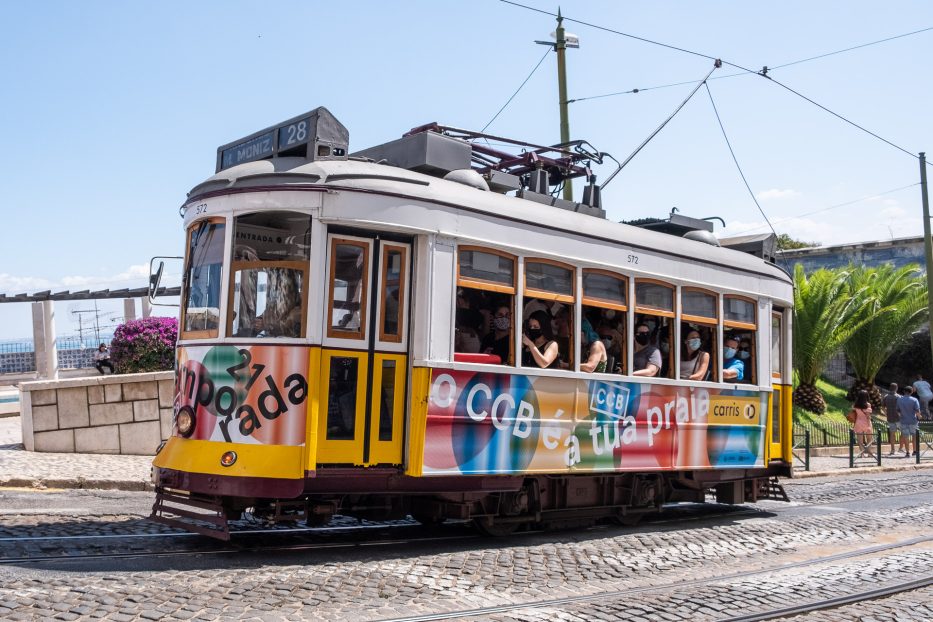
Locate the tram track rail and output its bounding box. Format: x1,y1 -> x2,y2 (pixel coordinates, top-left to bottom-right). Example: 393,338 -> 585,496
373,535 -> 933,622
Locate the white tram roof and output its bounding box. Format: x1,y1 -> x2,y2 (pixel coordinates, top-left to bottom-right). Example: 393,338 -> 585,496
188,157 -> 792,288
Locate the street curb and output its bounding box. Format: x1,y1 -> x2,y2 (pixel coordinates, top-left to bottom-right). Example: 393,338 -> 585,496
0,477 -> 154,492
793,462 -> 933,478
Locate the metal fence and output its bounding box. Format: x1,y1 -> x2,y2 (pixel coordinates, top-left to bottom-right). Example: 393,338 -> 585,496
792,421 -> 933,447
0,334 -> 114,374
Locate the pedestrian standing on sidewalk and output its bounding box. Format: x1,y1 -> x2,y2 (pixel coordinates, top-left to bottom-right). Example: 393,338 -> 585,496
912,374 -> 932,420
883,383 -> 901,456
849,389 -> 875,459
896,386 -> 921,457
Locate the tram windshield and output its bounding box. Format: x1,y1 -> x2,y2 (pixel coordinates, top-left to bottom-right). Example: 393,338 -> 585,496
182,220 -> 225,337
229,211 -> 312,338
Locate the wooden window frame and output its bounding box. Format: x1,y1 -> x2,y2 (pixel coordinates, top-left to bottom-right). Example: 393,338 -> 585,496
226,259 -> 309,338
378,243 -> 408,344
524,257 -> 576,304
771,311 -> 784,381
326,238 -> 371,341
634,278 -> 675,318
581,268 -> 628,312
723,294 -> 758,330
180,217 -> 226,341
681,287 -> 719,325
456,246 -> 517,295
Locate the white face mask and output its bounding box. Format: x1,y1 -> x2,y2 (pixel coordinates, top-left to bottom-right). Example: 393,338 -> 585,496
687,338 -> 701,351
724,347 -> 737,359
493,316 -> 510,331
738,350 -> 750,360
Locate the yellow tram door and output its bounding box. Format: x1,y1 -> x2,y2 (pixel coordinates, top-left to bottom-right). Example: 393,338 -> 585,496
768,310 -> 790,462
317,234 -> 410,466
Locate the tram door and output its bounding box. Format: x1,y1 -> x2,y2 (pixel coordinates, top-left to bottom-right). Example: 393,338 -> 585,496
317,233 -> 410,466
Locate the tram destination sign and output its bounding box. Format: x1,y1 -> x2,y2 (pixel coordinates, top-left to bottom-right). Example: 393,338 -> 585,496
215,107 -> 350,173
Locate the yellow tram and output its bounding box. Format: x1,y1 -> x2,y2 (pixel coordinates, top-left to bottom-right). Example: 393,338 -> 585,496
151,107 -> 793,539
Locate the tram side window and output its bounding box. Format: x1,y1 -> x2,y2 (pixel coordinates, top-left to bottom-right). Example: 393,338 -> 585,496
456,248 -> 516,365
523,260 -> 574,370
723,296 -> 757,384
229,212 -> 311,338
582,270 -> 627,374
182,220 -> 225,339
634,280 -> 674,378
328,240 -> 369,340
681,289 -> 718,382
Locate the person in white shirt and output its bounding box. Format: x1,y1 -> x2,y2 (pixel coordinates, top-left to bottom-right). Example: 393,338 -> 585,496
94,343 -> 114,375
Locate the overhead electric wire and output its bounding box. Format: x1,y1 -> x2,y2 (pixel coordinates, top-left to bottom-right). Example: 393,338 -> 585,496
501,2 -> 927,165
729,182 -> 920,236
571,26 -> 933,103
602,62 -> 721,188
704,83 -> 780,246
481,48 -> 551,133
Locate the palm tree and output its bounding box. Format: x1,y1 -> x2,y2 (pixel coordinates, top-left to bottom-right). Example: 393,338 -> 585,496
844,264 -> 929,410
793,265 -> 874,413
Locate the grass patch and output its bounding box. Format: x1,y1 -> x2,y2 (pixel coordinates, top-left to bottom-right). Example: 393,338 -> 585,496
793,378 -> 852,426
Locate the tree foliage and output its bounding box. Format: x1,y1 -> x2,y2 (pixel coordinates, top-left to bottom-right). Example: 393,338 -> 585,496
843,264 -> 929,389
776,233 -> 819,250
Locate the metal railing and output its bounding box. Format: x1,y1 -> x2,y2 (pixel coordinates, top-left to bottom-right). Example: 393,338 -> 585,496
794,421 -> 933,447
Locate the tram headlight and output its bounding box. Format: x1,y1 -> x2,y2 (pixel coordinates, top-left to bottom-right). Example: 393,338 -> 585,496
220,451 -> 237,467
176,406 -> 196,438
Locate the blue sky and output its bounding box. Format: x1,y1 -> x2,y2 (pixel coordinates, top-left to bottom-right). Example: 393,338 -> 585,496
2,1 -> 932,339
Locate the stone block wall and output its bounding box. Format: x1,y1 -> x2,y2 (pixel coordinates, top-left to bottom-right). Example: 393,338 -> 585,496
19,371 -> 175,455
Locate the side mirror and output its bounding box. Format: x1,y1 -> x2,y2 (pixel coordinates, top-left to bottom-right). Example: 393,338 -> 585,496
148,256 -> 183,307
149,261 -> 165,301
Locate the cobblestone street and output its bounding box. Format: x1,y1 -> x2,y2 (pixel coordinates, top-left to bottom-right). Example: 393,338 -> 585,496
0,471 -> 931,620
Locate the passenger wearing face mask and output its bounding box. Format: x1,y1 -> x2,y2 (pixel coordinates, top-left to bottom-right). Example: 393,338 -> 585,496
680,329 -> 710,381
481,305 -> 512,364
632,322 -> 661,377
521,310 -> 560,369
722,336 -> 745,382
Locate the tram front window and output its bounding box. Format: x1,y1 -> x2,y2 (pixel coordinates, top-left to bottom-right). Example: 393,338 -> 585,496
229,211 -> 311,338
182,220 -> 225,338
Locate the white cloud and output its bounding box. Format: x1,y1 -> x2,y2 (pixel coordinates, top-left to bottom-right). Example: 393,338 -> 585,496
0,264 -> 177,295
880,205 -> 906,220
755,188 -> 801,201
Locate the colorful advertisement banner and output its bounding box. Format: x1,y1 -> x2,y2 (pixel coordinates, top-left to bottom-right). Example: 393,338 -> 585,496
423,368 -> 766,476
174,345 -> 309,445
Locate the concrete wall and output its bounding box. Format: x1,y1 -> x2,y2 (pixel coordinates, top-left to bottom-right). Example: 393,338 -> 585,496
19,371 -> 174,455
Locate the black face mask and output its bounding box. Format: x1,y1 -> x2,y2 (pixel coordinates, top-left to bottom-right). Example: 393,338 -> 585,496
526,328 -> 542,340
635,333 -> 650,346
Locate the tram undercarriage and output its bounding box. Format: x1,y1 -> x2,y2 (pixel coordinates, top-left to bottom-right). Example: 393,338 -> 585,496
151,466 -> 790,540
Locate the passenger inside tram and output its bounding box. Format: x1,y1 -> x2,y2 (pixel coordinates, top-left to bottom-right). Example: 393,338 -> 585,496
738,337 -> 755,383
579,318 -> 608,373
480,303 -> 512,365
722,334 -> 745,382
521,310 -> 560,369
592,309 -> 625,375
632,320 -> 661,377
680,326 -> 711,381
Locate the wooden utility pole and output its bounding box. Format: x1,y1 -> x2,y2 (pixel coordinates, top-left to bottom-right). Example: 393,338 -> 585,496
555,10 -> 572,202
919,152 -> 933,363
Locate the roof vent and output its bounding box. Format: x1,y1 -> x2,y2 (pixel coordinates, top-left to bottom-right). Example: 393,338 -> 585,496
443,169 -> 489,191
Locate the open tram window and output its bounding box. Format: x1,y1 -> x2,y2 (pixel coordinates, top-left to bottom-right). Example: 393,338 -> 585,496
327,239 -> 369,340
723,295 -> 757,384
681,288 -> 719,382
523,259 -> 574,370
633,280 -> 674,378
455,247 -> 516,365
182,219 -> 225,339
228,211 -> 311,338
582,269 -> 627,374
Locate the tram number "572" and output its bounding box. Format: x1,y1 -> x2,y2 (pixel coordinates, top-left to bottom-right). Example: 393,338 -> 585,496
627,254 -> 639,264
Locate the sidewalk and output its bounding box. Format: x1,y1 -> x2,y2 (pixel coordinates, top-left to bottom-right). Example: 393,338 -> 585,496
0,416 -> 152,491
1,415 -> 931,491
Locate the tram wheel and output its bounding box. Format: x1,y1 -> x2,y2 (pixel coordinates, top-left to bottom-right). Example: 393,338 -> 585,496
473,517 -> 519,537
